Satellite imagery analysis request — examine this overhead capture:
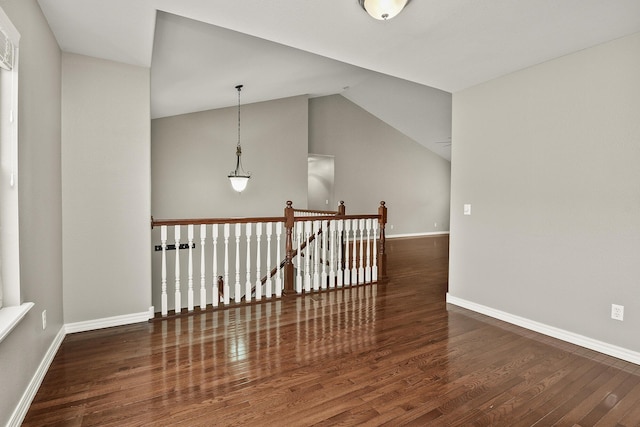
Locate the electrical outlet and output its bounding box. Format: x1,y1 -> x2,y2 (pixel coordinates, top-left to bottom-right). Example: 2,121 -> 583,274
611,304 -> 624,321
42,310 -> 47,330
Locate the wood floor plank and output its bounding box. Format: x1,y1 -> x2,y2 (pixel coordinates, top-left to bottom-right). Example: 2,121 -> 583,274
593,375 -> 640,426
22,236 -> 640,426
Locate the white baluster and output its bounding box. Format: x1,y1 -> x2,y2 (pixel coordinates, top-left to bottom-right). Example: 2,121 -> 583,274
352,219 -> 358,285
255,222 -> 263,300
343,219 -> 351,286
200,225 -> 207,310
174,226 -> 182,313
296,222 -> 302,293
245,223 -> 253,303
235,223 -> 242,303
187,224 -> 194,311
372,220 -> 378,281
321,219 -> 328,289
265,222 -> 273,298
304,221 -> 312,292
161,226 -> 168,316
313,220 -> 320,291
329,220 -> 336,288
223,224 -> 230,305
337,220 -> 343,288
212,224 -> 220,307
359,219 -> 365,284
365,219 -> 372,283
275,222 -> 282,297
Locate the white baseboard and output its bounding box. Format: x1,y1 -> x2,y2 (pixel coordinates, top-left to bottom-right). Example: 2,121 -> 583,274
8,307 -> 156,426
446,294 -> 640,366
7,326 -> 66,427
65,310 -> 153,334
387,231 -> 449,239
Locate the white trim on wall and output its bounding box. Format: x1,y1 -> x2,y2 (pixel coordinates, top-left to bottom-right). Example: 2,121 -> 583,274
64,309 -> 154,334
0,302 -> 32,343
446,294 -> 640,366
387,231 -> 449,239
6,326 -> 65,427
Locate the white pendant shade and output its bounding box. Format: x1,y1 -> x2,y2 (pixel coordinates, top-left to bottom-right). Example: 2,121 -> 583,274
361,0 -> 409,20
229,176 -> 249,193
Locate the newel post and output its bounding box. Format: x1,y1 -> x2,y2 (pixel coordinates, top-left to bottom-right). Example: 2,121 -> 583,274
377,201 -> 388,283
337,200 -> 346,215
284,201 -> 295,293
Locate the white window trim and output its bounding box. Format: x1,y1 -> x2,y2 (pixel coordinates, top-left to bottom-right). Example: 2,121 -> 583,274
0,302 -> 33,343
0,5 -> 28,341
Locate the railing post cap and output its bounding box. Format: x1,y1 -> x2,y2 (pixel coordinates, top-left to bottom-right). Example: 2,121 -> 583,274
286,201 -> 293,208
380,201 -> 386,206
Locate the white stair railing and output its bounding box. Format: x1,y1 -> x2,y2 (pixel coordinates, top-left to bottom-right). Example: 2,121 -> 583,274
152,201 -> 387,317
290,216 -> 380,293
255,223 -> 262,300
200,224 -> 206,310
344,219 -> 351,286
275,222 -> 283,298
234,223 -> 242,304
155,218 -> 285,316
188,224 -> 194,311
351,219 -> 358,285
174,226 -> 181,313
160,226 -> 168,316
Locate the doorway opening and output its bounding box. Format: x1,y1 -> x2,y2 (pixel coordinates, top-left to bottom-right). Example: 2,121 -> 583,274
307,154 -> 335,211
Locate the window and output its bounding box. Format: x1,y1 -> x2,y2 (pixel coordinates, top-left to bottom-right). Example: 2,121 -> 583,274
0,5 -> 30,343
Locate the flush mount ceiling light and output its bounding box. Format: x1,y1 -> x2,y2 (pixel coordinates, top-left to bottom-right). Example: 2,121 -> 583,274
358,0 -> 411,20
227,84 -> 251,193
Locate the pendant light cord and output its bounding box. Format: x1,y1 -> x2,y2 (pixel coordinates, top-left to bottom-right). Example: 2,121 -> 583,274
236,84 -> 243,149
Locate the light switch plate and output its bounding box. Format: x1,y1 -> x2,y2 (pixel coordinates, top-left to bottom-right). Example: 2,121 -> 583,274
464,204 -> 471,215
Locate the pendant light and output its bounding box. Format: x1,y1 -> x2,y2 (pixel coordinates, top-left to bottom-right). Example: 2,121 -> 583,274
228,84 -> 251,192
358,0 -> 411,20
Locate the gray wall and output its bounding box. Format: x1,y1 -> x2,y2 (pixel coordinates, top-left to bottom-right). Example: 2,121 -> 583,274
62,53 -> 151,323
0,0 -> 63,423
151,95 -> 309,219
449,32 -> 640,353
309,95 -> 451,235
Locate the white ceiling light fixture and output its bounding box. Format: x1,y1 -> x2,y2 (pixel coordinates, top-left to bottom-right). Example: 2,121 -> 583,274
358,0 -> 411,21
228,84 -> 251,193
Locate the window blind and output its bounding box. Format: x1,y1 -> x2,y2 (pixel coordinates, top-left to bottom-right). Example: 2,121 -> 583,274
0,28 -> 14,70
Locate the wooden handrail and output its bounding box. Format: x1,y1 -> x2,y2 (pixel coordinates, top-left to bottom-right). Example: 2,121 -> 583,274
295,214 -> 379,222
293,201 -> 345,216
151,214 -> 376,228
152,215 -> 285,228
293,208 -> 338,215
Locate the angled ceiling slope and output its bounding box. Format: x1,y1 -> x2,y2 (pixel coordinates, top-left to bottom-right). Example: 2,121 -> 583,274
151,12 -> 453,160
37,0 -> 640,162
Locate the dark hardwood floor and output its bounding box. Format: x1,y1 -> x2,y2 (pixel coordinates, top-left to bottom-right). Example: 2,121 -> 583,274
24,236 -> 640,426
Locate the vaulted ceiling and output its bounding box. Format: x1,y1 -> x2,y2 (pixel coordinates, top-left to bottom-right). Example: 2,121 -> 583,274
37,0 -> 640,161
